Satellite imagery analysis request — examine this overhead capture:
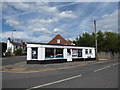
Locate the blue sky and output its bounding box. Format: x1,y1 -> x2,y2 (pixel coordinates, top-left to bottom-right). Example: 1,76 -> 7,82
1,2 -> 118,43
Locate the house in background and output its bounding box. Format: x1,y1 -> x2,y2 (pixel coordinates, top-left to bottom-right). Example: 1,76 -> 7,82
0,42 -> 7,57
49,34 -> 75,45
6,37 -> 26,53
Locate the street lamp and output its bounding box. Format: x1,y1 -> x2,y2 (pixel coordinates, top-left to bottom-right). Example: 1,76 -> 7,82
11,30 -> 16,42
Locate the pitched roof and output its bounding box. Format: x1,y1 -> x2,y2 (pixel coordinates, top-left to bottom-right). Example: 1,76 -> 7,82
12,42 -> 26,47
8,37 -> 26,47
49,34 -> 72,45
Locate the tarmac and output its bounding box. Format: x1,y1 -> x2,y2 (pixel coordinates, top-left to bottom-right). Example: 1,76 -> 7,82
1,58 -> 119,73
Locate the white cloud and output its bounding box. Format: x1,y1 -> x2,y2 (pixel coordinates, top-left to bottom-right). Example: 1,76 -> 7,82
53,28 -> 62,33
2,2 -> 118,43
7,2 -> 30,11
2,2 -> 77,20
5,2 -> 49,12
40,6 -> 58,15
1,31 -> 51,42
3,2 -> 77,27
2,2 -> 49,19
6,18 -> 20,26
98,10 -> 118,32
32,18 -> 58,25
5,18 -> 34,31
58,11 -> 77,20
33,28 -> 52,34
2,2 -> 77,43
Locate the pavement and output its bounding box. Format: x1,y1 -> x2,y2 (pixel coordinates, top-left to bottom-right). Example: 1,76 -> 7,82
1,57 -> 119,73
1,56 -> 119,89
0,56 -> 119,73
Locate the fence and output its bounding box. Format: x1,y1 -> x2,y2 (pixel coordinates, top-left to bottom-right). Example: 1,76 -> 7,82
98,52 -> 120,59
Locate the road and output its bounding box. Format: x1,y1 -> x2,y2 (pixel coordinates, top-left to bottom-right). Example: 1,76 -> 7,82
2,56 -> 26,66
2,59 -> 119,89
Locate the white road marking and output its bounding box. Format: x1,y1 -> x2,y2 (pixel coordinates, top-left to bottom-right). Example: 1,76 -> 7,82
26,74 -> 82,90
113,63 -> 120,66
113,64 -> 116,66
94,66 -> 111,72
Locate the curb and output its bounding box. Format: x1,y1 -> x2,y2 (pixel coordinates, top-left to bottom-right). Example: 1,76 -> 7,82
98,58 -> 119,60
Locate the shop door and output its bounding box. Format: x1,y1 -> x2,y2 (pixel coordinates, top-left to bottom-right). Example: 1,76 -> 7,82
67,49 -> 72,61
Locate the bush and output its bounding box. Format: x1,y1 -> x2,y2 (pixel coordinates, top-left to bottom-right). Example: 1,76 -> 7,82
5,48 -> 12,56
14,49 -> 23,55
14,49 -> 27,55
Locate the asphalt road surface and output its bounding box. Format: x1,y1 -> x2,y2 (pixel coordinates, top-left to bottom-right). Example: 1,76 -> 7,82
2,59 -> 119,89
2,56 -> 26,66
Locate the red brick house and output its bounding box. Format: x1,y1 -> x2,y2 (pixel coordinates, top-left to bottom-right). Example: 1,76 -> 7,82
49,34 -> 74,45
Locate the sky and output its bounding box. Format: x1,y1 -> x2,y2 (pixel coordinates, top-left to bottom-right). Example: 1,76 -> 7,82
1,1 -> 118,43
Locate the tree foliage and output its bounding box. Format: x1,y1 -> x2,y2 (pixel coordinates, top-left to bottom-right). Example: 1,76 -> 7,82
14,49 -> 23,55
73,31 -> 120,53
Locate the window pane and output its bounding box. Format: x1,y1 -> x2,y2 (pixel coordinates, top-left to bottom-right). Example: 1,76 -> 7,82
45,48 -> 54,58
89,49 -> 92,54
85,49 -> 88,54
32,48 -> 38,59
72,49 -> 78,57
57,39 -> 60,43
45,48 -> 63,59
56,48 -> 63,58
78,49 -> 82,57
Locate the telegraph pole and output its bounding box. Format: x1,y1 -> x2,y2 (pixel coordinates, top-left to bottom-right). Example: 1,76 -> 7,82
94,20 -> 98,60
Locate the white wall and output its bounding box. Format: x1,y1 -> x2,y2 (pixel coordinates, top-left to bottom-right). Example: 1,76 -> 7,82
63,48 -> 67,59
6,40 -> 14,53
27,47 -> 31,60
82,49 -> 85,58
27,44 -> 96,61
38,47 -> 45,60
83,48 -> 95,58
27,47 -> 45,61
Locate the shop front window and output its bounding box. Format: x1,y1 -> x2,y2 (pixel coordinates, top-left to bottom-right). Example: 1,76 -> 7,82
32,48 -> 38,59
72,49 -> 78,57
45,48 -> 54,58
56,48 -> 63,58
45,48 -> 63,59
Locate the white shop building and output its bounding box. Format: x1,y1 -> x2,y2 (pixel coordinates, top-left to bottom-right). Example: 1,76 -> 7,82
27,43 -> 96,62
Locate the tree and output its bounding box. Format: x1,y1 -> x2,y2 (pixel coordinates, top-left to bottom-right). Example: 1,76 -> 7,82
75,32 -> 94,47
73,31 -> 119,53
14,49 -> 23,55
104,32 -> 118,53
97,31 -> 105,52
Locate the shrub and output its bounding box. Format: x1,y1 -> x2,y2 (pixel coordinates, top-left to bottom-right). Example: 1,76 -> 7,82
5,48 -> 12,56
14,49 -> 23,55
